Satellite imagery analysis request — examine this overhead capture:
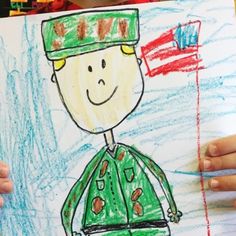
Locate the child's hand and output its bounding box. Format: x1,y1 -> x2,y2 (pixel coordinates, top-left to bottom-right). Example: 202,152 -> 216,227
199,135 -> 236,207
0,161 -> 13,207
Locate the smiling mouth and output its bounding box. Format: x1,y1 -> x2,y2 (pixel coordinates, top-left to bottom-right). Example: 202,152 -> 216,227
86,86 -> 118,106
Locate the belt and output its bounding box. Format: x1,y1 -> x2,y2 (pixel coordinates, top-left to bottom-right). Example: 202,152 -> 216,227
82,219 -> 168,234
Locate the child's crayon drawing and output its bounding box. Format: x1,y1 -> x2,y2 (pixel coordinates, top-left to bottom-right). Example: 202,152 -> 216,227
41,9 -> 183,235
0,0 -> 236,235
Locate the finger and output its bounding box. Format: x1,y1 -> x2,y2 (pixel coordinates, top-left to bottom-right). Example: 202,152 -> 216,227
0,179 -> 13,194
0,196 -> 4,208
177,211 -> 183,217
0,163 -> 9,178
206,135 -> 236,157
208,175 -> 236,191
174,216 -> 180,223
200,153 -> 236,171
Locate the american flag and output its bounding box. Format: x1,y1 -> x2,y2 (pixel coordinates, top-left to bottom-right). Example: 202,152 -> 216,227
141,20 -> 203,77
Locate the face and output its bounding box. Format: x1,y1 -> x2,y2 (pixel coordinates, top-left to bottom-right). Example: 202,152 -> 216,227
69,0 -> 127,8
54,46 -> 144,134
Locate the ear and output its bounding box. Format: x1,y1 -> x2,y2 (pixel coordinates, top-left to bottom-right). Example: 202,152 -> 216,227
51,73 -> 56,83
138,58 -> 142,65
53,59 -> 66,71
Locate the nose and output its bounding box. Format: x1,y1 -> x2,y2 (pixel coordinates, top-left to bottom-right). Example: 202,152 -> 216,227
98,79 -> 105,86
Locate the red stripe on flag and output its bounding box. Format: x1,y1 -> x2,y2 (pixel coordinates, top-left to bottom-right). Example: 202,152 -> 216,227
146,46 -> 199,61
145,54 -> 203,77
141,30 -> 174,55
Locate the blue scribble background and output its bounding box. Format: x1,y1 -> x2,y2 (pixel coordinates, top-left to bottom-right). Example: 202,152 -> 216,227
0,0 -> 236,235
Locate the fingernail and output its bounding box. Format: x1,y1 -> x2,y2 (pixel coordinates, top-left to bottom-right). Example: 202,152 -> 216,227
208,144 -> 218,156
203,160 -> 212,171
210,179 -> 219,189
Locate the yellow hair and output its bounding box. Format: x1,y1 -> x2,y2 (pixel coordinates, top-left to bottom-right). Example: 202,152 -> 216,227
53,45 -> 134,71
53,59 -> 66,71
121,45 -> 135,55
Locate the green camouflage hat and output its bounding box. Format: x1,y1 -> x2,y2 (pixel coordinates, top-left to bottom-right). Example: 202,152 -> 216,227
42,9 -> 139,60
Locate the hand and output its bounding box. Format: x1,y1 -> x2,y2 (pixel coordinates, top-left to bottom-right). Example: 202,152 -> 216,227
167,208 -> 182,223
199,135 -> 236,207
0,161 -> 13,207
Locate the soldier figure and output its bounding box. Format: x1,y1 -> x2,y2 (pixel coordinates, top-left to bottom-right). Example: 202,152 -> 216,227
42,9 -> 182,236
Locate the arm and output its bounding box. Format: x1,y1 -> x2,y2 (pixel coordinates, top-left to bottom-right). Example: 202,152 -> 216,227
129,146 -> 182,222
61,148 -> 106,236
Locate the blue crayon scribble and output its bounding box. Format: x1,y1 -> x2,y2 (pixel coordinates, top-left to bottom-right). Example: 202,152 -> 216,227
0,17 -> 97,236
0,0 -> 236,235
174,23 -> 199,49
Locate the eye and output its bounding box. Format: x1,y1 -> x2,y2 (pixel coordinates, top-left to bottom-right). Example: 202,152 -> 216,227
102,59 -> 106,69
88,65 -> 93,72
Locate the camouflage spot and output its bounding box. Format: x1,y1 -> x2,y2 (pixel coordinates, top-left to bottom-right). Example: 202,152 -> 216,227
117,151 -> 125,161
97,18 -> 113,40
133,201 -> 143,216
77,18 -> 87,40
68,200 -> 72,208
159,174 -> 165,182
118,19 -> 128,38
53,21 -> 66,37
130,174 -> 134,182
73,193 -> 77,202
131,188 -> 143,201
52,40 -> 62,50
100,160 -> 109,177
80,182 -> 84,191
149,160 -> 155,170
64,210 -> 70,218
92,197 -> 105,215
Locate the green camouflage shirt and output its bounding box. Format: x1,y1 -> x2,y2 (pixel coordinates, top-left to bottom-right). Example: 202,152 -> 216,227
61,144 -> 177,235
